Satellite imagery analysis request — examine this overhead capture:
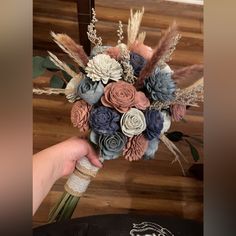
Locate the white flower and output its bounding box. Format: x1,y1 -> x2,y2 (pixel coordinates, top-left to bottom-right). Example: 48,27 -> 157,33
161,110 -> 171,134
120,108 -> 146,137
85,54 -> 123,84
65,74 -> 84,103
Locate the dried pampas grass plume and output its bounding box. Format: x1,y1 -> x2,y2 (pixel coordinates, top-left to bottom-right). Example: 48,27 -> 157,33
173,64 -> 204,82
51,32 -> 89,68
137,31 -> 146,44
127,7 -> 145,47
136,21 -> 178,89
48,51 -> 78,78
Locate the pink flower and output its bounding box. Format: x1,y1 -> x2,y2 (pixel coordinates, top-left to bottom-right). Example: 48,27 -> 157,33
106,47 -> 121,60
101,81 -> 150,113
170,104 -> 186,121
71,100 -> 91,132
129,40 -> 153,60
123,134 -> 148,161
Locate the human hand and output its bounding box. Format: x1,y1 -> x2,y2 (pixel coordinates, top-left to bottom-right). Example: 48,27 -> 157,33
58,137 -> 102,177
33,137 -> 102,214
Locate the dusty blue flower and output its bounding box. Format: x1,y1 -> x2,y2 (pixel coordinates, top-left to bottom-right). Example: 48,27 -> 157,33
145,65 -> 176,102
90,131 -> 127,160
144,109 -> 164,140
130,52 -> 147,77
77,77 -> 104,105
89,106 -> 120,135
143,138 -> 159,160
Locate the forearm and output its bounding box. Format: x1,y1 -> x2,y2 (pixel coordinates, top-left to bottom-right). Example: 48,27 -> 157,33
32,143 -> 64,215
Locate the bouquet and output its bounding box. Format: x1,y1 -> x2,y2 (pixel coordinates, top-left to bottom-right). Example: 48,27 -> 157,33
33,7 -> 203,222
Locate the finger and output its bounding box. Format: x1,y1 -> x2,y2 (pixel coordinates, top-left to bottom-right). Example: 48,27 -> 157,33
86,144 -> 103,168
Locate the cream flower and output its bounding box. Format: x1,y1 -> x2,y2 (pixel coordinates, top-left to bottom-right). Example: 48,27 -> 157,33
161,110 -> 171,134
120,108 -> 146,137
85,54 -> 123,84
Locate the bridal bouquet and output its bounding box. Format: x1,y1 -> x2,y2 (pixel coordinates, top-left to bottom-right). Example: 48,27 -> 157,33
33,7 -> 203,222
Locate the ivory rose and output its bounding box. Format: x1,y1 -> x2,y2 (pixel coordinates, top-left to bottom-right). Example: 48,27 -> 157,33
120,108 -> 146,137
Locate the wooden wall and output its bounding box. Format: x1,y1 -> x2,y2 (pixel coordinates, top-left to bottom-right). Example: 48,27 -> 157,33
33,0 -> 203,227
33,0 -> 203,67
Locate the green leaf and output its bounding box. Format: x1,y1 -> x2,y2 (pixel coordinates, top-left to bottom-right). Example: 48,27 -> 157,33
185,139 -> 200,162
50,75 -> 64,88
33,56 -> 46,78
62,71 -> 72,82
42,56 -> 60,71
188,136 -> 203,145
166,131 -> 184,142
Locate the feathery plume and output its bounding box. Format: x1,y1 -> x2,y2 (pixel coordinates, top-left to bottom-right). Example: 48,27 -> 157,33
135,21 -> 178,89
173,64 -> 204,82
48,51 -> 78,78
137,31 -> 146,44
51,32 -> 89,68
127,7 -> 145,47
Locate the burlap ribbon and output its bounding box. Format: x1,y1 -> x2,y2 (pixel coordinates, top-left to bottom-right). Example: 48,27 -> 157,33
64,157 -> 100,197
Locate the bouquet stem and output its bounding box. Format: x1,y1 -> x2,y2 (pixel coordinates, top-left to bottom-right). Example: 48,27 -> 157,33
48,157 -> 100,223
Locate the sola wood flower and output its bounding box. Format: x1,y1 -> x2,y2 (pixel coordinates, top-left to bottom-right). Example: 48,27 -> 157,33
129,40 -> 153,60
85,54 -> 123,84
77,77 -> 104,105
106,47 -> 122,60
71,100 -> 91,132
161,110 -> 171,134
170,104 -> 186,121
101,81 -> 150,113
123,134 -> 148,161
145,64 -> 176,102
120,108 -> 146,137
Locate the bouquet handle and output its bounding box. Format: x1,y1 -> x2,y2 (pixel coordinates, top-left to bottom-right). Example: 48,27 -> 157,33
48,157 -> 101,222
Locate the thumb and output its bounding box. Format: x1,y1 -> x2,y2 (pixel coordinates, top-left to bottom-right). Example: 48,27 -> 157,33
86,144 -> 103,168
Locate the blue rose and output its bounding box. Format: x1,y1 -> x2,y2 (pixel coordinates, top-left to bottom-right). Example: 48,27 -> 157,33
144,109 -> 164,140
90,131 -> 127,160
143,138 -> 159,160
89,106 -> 120,135
144,65 -> 176,102
77,77 -> 104,105
130,52 -> 147,77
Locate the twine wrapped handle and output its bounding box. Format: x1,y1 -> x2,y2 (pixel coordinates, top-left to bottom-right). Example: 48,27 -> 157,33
64,156 -> 101,197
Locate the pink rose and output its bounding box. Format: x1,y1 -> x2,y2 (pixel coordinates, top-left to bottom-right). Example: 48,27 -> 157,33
71,100 -> 91,132
170,104 -> 186,121
106,47 -> 121,60
129,40 -> 153,60
123,134 -> 148,161
101,81 -> 150,113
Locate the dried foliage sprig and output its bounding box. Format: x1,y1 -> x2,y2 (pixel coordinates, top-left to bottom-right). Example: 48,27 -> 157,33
160,134 -> 187,176
51,32 -> 89,68
175,77 -> 204,106
150,77 -> 204,110
87,8 -> 102,47
48,51 -> 78,78
159,33 -> 181,67
173,64 -> 204,82
33,88 -> 66,95
127,7 -> 145,47
137,31 -> 146,44
118,44 -> 136,84
117,21 -> 124,44
136,22 -> 178,89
